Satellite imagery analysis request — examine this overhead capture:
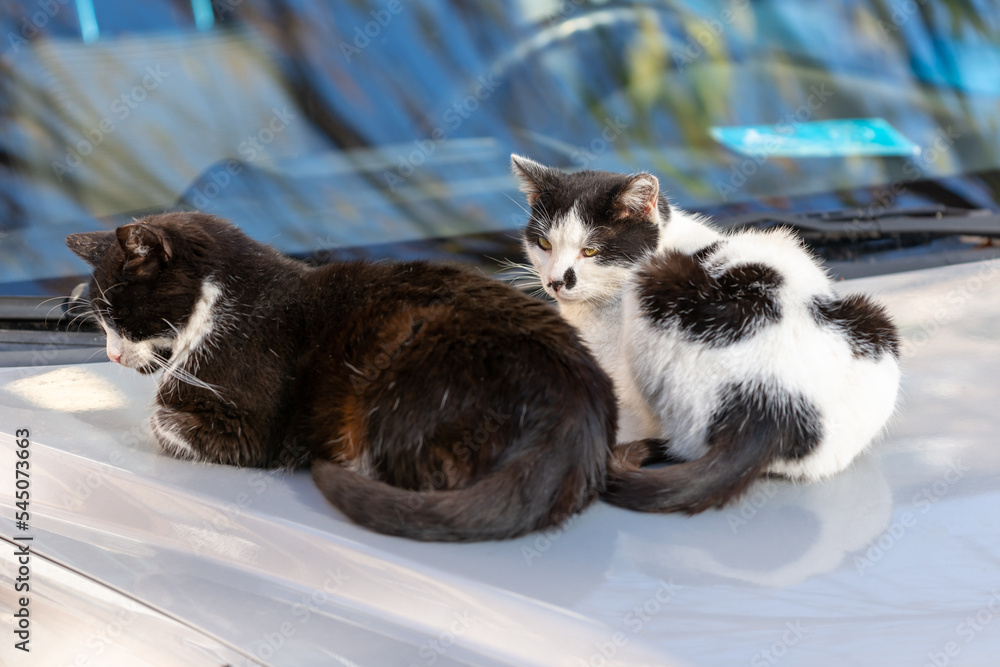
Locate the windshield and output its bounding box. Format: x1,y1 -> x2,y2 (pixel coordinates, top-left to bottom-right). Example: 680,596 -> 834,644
3,0 -> 1000,293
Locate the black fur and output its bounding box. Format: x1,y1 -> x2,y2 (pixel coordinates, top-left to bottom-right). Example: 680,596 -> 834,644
811,295 -> 900,360
637,251 -> 783,347
588,219 -> 659,267
604,382 -> 823,513
691,241 -> 721,264
66,213 -> 618,542
518,164 -> 660,267
562,266 -> 577,291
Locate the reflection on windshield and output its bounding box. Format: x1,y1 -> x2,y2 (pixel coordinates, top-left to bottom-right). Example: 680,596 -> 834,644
2,0 -> 1000,290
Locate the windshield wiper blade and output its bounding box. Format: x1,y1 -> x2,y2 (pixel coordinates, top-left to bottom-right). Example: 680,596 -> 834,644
0,283 -> 95,326
716,205 -> 1000,241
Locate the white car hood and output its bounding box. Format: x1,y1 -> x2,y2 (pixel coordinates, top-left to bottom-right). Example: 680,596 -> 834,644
2,259 -> 999,666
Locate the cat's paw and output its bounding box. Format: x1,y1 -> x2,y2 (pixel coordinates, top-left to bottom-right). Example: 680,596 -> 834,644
150,409 -> 202,461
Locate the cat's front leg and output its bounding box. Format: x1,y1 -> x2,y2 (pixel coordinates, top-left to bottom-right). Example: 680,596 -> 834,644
151,407 -> 198,461
150,404 -> 266,467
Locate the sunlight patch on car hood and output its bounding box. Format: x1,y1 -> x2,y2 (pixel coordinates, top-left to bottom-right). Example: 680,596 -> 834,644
3,366 -> 128,412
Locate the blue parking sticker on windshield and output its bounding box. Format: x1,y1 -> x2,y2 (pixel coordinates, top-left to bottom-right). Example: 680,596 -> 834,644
710,118 -> 920,158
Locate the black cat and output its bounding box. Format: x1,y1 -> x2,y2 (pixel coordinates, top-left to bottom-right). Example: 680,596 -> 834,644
66,212 -> 616,541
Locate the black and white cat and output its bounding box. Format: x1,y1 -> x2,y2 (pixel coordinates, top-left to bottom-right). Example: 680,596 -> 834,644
66,212 -> 617,541
511,155 -> 901,513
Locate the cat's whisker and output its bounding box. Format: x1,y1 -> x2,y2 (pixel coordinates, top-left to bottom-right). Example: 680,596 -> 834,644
502,191 -> 531,218
503,269 -> 541,281
58,308 -> 89,322
61,302 -> 90,316
94,281 -> 125,310
497,272 -> 538,284
170,369 -> 224,401
495,258 -> 541,280
66,311 -> 97,330
40,296 -> 76,323
36,295 -> 68,307
161,319 -> 182,337
151,349 -> 227,403
535,199 -> 556,227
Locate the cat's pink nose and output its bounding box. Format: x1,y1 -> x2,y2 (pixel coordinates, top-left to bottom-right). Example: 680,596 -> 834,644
108,350 -> 122,364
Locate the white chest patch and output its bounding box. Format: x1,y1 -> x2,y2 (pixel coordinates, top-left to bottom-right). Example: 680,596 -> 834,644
169,280 -> 223,369
156,280 -> 227,400
100,280 -> 224,393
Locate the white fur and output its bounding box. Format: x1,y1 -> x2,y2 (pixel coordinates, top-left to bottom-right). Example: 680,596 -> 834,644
100,321 -> 172,368
656,208 -> 721,254
162,281 -> 222,375
100,280 -> 221,373
525,205 -> 637,307
151,408 -> 194,458
99,279 -> 226,459
532,205 -> 901,481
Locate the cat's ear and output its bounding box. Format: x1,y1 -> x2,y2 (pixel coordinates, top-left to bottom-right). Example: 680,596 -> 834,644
66,231 -> 116,267
510,154 -> 558,206
115,223 -> 173,279
614,173 -> 660,221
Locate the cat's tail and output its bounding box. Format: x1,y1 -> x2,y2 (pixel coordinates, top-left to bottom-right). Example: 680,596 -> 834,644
603,382 -> 821,513
603,440 -> 770,514
311,406 -> 612,542
312,384 -> 617,542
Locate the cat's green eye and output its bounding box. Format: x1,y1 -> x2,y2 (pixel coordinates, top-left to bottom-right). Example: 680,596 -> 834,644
537,237 -> 552,250
582,247 -> 599,257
